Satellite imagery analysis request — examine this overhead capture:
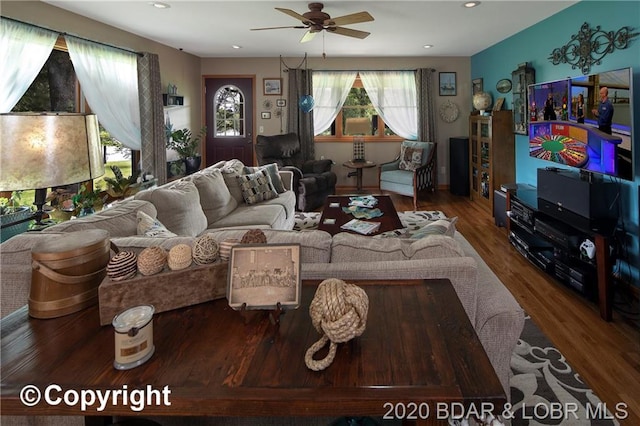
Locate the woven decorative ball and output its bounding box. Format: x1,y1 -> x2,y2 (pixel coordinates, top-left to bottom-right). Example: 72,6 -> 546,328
241,229 -> 267,244
107,251 -> 138,281
193,234 -> 219,265
219,238 -> 240,262
137,246 -> 167,276
304,278 -> 369,371
168,244 -> 192,270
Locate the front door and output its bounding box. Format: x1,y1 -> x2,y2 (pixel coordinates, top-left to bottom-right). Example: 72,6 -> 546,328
204,77 -> 254,167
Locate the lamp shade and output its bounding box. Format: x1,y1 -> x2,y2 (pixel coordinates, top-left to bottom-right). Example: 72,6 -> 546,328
344,117 -> 372,136
0,113 -> 104,191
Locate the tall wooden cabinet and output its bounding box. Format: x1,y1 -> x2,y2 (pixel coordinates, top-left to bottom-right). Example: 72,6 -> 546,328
468,110 -> 514,211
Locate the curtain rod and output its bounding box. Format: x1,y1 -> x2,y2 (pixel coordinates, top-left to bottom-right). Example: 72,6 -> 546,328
2,16 -> 143,57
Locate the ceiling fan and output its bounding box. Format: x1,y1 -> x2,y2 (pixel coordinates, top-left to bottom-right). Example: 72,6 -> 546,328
251,2 -> 374,43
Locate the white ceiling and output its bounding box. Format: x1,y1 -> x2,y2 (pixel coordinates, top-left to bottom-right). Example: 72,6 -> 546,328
42,0 -> 577,58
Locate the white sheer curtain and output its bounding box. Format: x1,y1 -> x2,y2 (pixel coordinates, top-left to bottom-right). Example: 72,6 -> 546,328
312,71 -> 357,135
66,36 -> 141,150
0,18 -> 58,113
359,71 -> 418,140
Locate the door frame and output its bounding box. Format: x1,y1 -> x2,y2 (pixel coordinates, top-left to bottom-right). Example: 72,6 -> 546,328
201,74 -> 257,167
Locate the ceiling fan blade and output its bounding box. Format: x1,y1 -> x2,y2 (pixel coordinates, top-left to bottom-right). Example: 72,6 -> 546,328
251,25 -> 308,31
275,7 -> 310,23
325,11 -> 374,26
329,27 -> 371,39
300,30 -> 318,43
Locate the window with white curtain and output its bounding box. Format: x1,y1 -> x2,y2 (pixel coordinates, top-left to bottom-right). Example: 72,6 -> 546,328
314,72 -> 418,142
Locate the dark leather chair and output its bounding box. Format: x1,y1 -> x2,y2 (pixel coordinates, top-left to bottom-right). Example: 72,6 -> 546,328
256,133 -> 337,212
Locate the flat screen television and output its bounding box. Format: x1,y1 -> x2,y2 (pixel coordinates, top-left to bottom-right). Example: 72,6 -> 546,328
528,67 -> 633,181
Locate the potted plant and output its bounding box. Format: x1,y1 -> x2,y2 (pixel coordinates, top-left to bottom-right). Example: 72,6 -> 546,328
72,183 -> 107,217
104,165 -> 141,199
0,191 -> 33,242
168,126 -> 207,175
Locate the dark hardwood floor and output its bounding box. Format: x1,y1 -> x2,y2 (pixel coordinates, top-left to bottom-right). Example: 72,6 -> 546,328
335,187 -> 640,425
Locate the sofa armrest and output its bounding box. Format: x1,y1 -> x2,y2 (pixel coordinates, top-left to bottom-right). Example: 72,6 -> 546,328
380,158 -> 401,172
278,170 -> 294,191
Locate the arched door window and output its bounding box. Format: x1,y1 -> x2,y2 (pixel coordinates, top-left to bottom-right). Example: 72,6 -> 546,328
214,85 -> 245,137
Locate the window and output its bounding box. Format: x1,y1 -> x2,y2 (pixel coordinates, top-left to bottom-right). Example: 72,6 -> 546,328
214,85 -> 245,137
316,75 -> 400,142
12,37 -> 135,191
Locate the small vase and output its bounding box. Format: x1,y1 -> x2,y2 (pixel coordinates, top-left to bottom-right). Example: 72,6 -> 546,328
184,156 -> 202,175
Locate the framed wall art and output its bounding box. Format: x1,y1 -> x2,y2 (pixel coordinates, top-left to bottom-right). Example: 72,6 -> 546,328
439,72 -> 456,96
472,78 -> 483,95
263,78 -> 282,96
227,244 -> 301,310
276,99 -> 286,107
261,112 -> 271,119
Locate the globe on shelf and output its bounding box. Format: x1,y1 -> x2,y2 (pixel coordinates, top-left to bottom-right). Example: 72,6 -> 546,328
473,91 -> 493,115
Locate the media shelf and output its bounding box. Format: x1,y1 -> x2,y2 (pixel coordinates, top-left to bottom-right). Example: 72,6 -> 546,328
506,183 -> 615,321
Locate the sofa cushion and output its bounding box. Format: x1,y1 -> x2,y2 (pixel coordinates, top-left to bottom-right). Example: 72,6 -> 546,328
411,217 -> 458,239
135,180 -> 207,237
245,163 -> 286,193
188,167 -> 238,225
331,233 -> 464,262
208,203 -> 287,230
398,144 -> 423,171
237,169 -> 278,205
204,229 -> 332,264
137,210 -> 177,238
41,199 -> 157,238
220,159 -> 246,204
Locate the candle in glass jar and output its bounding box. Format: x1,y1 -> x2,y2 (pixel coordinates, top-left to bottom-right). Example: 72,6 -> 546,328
112,305 -> 155,370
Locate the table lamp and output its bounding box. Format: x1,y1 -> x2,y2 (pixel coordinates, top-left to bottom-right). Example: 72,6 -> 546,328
0,112 -> 105,225
344,117 -> 371,163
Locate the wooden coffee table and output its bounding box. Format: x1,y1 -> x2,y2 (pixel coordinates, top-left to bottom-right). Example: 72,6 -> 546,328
318,195 -> 403,236
0,279 -> 506,425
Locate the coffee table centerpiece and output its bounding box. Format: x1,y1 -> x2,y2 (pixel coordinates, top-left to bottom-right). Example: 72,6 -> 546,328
318,195 -> 402,236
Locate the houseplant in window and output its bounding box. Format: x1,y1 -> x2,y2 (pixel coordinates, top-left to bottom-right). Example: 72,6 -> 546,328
168,126 -> 207,175
104,165 -> 141,199
72,183 -> 106,217
0,191 -> 33,242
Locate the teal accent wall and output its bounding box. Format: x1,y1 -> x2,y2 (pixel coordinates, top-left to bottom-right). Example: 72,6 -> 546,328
471,1 -> 640,285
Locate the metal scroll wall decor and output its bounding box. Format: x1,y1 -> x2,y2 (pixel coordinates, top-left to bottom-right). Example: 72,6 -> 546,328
548,22 -> 638,75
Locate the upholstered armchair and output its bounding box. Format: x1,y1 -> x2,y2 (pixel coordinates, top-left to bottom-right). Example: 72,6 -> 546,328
256,133 -> 337,212
379,140 -> 437,211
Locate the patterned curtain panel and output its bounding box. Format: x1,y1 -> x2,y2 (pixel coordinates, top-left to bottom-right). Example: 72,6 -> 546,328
137,52 -> 167,184
287,68 -> 315,161
416,68 -> 437,143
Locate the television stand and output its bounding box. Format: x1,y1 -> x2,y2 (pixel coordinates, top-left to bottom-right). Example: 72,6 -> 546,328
506,185 -> 615,321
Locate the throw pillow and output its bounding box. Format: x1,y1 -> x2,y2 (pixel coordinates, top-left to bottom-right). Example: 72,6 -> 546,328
237,169 -> 279,205
134,180 -> 208,237
188,168 -> 238,225
398,145 -> 423,171
244,163 -> 286,193
137,210 -> 177,238
220,159 -> 246,204
411,217 -> 458,239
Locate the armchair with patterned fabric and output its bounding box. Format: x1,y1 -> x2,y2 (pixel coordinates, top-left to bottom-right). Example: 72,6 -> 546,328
378,140 -> 437,211
255,133 -> 337,212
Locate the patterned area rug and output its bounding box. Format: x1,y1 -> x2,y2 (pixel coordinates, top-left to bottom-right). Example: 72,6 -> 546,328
293,213 -> 616,425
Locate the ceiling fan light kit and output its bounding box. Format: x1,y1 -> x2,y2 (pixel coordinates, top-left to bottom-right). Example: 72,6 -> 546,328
252,2 -> 374,44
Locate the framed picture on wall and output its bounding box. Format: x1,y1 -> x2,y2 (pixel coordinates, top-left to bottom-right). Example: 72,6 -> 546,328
439,72 -> 456,96
472,78 -> 483,95
263,78 -> 282,96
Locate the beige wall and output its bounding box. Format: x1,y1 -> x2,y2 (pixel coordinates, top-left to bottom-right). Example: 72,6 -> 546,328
202,56 -> 471,188
4,1 -> 473,188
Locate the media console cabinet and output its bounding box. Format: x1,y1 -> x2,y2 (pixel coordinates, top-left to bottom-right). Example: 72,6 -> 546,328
506,184 -> 615,321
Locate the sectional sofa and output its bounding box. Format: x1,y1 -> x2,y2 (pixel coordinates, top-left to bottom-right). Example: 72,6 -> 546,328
0,160 -> 524,425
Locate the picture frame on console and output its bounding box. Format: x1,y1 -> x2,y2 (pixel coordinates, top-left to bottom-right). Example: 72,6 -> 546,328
227,244 -> 301,310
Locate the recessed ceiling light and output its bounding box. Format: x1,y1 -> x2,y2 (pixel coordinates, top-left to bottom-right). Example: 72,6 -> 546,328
150,2 -> 170,9
463,1 -> 480,8
232,45 -> 242,49
423,45 -> 433,49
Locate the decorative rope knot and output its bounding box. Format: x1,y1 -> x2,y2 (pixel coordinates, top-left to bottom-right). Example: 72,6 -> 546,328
304,278 -> 368,371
